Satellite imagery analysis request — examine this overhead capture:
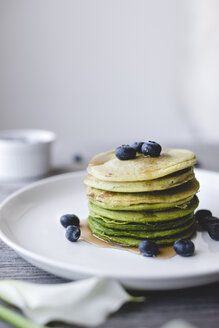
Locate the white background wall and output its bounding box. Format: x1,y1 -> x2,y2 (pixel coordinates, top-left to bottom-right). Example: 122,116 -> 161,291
0,0 -> 218,160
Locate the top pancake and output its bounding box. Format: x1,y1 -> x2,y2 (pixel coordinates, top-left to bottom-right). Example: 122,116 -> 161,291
87,148 -> 196,182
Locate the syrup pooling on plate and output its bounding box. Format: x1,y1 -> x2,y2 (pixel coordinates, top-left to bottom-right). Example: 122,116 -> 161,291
81,222 -> 175,259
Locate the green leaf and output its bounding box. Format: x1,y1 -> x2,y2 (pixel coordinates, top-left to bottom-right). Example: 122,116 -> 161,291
0,304 -> 48,328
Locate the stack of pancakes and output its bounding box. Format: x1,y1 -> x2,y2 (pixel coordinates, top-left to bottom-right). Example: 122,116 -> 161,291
84,148 -> 199,247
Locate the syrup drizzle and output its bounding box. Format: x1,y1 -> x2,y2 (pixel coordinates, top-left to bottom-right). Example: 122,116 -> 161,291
81,222 -> 175,259
89,153 -> 114,166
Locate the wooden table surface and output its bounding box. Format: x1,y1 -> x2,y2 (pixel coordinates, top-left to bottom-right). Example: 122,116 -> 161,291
0,148 -> 219,328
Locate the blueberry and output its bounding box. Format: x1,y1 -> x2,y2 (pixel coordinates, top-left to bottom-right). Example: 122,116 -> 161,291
207,223 -> 219,241
173,239 -> 195,257
60,214 -> 80,228
138,240 -> 159,257
132,142 -> 144,153
115,145 -> 136,160
195,209 -> 213,229
202,216 -> 219,230
65,225 -> 81,242
141,141 -> 162,157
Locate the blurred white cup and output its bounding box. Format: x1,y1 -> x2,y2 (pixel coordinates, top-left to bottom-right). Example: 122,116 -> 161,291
0,129 -> 56,181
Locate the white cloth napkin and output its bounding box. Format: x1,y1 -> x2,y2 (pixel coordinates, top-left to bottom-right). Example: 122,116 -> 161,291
0,278 -> 143,327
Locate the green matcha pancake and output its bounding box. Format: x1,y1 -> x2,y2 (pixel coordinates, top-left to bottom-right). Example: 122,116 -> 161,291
89,212 -> 195,232
85,167 -> 194,193
86,178 -> 199,211
88,196 -> 199,223
88,148 -> 196,182
89,196 -> 194,211
88,214 -> 195,239
88,216 -> 196,247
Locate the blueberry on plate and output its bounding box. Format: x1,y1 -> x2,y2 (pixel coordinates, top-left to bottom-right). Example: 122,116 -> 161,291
138,240 -> 159,257
173,239 -> 195,257
132,142 -> 144,153
60,214 -> 80,228
65,225 -> 81,242
115,145 -> 136,160
207,223 -> 219,241
141,141 -> 162,157
195,209 -> 212,229
202,216 -> 219,230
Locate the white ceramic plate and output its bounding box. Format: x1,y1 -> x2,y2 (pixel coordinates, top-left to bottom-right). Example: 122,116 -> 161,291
0,169 -> 219,290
